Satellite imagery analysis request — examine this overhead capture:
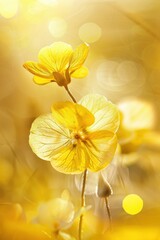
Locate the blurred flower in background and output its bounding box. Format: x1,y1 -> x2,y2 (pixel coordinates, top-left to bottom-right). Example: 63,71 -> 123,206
118,98 -> 156,151
34,194 -> 76,239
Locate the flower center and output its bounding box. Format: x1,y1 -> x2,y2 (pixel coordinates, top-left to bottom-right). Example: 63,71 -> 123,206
71,130 -> 88,146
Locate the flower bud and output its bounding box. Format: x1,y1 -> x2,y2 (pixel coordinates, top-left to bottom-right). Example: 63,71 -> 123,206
97,174 -> 113,198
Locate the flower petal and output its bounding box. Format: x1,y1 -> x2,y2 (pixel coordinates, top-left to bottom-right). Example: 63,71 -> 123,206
71,66 -> 88,78
50,143 -> 87,174
51,102 -> 95,130
29,114 -> 70,162
38,42 -> 73,72
29,113 -> 88,174
51,132 -> 117,173
23,61 -> 53,78
86,131 -> 117,172
70,43 -> 89,71
37,198 -> 75,230
33,76 -> 55,85
79,94 -> 120,133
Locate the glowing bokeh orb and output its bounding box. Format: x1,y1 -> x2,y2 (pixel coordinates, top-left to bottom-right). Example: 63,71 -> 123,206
122,194 -> 143,215
79,22 -> 102,43
48,18 -> 67,38
0,0 -> 18,19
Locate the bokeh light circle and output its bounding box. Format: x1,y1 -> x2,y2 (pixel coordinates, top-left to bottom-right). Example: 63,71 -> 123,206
0,0 -> 19,19
122,194 -> 143,215
79,22 -> 102,43
48,18 -> 67,38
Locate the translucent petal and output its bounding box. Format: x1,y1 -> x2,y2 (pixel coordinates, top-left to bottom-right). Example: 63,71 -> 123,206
71,66 -> 88,78
50,143 -> 87,174
38,42 -> 73,72
85,132 -> 117,172
75,171 -> 98,195
37,198 -> 75,230
51,132 -> 117,173
70,43 -> 89,71
79,94 -> 120,133
29,114 -> 70,162
23,61 -> 53,78
51,102 -> 95,130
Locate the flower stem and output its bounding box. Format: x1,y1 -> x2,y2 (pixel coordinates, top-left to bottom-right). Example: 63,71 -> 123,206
64,85 -> 87,239
64,85 -> 77,103
105,197 -> 112,229
78,169 -> 88,240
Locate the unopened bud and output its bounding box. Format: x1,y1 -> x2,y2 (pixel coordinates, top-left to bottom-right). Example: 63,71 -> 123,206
97,174 -> 113,198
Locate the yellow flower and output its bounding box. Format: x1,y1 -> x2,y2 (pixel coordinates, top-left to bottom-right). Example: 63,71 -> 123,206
35,194 -> 89,240
36,198 -> 75,232
23,42 -> 89,87
29,94 -> 120,174
117,98 -> 157,153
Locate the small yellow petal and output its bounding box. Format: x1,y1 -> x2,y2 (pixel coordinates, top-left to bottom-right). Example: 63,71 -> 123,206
23,61 -> 53,78
79,94 -> 120,133
70,43 -> 89,71
71,66 -> 88,78
38,42 -> 73,72
51,102 -> 95,130
33,76 -> 55,85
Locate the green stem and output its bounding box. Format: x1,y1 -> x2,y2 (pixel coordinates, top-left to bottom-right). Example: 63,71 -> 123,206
78,169 -> 88,240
